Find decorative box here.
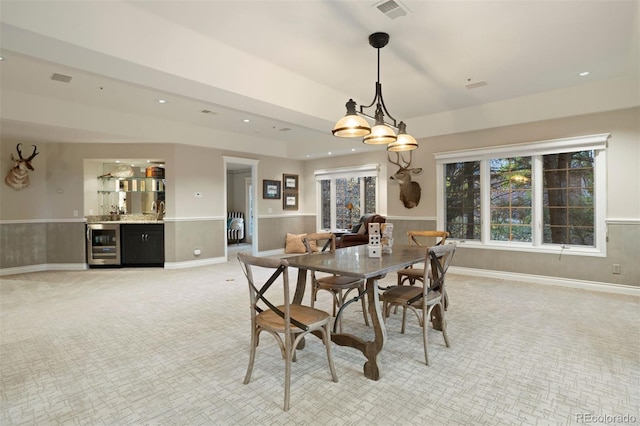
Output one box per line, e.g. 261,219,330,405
367,244,381,258
381,223,394,254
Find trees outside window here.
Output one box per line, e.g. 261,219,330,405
316,165,378,231
436,134,607,254
445,161,480,240
490,156,532,242
543,151,594,245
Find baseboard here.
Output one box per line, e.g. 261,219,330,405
164,256,227,269
3,261,635,297
259,248,287,257
449,266,640,296
0,263,87,276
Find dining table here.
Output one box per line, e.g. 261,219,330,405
285,244,428,381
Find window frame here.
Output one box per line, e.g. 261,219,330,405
314,164,380,231
435,134,609,257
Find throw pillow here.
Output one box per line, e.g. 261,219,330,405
284,233,319,254
285,233,307,254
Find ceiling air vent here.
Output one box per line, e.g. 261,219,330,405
279,128,292,132
51,73,72,83
465,81,488,89
201,109,218,115
376,0,409,19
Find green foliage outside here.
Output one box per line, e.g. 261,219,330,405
445,150,594,246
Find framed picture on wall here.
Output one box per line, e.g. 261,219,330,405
283,191,298,210
283,173,298,191
263,179,281,199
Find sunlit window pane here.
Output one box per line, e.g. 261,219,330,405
320,179,331,229
318,174,377,230
489,156,532,242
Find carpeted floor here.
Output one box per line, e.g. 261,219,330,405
1,259,638,425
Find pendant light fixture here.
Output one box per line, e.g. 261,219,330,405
387,121,418,151
332,99,371,138
332,32,418,151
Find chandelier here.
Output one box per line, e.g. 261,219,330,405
332,32,418,152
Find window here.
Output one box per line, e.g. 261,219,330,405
445,161,480,240
542,151,594,245
436,134,608,255
489,156,532,242
315,164,379,230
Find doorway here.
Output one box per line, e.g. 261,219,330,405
223,156,258,260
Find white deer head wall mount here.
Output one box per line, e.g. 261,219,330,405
5,143,39,190
388,151,422,209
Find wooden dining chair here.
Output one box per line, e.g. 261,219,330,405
302,232,369,333
237,252,338,411
381,243,456,366
396,230,448,286
394,230,450,310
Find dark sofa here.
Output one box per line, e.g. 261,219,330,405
337,214,386,248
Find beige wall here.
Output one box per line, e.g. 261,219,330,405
257,156,306,215
227,169,250,213
302,107,640,286
421,107,640,220
1,140,313,269
302,107,640,221
1,108,639,286
165,220,224,263
258,215,316,252
302,150,391,218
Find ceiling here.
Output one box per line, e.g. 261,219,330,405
0,1,638,160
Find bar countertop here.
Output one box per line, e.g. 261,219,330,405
85,215,163,224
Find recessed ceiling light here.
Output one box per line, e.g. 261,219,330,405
351,148,356,152
157,99,167,104
115,160,121,163
578,71,590,77
0,56,5,61
306,154,310,158
328,152,332,155
243,119,250,123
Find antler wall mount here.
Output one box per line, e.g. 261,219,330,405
5,143,39,190
388,151,422,209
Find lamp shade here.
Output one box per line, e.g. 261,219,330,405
363,106,397,144
332,99,371,138
387,121,418,151
332,115,371,138
363,123,397,144
387,134,418,151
